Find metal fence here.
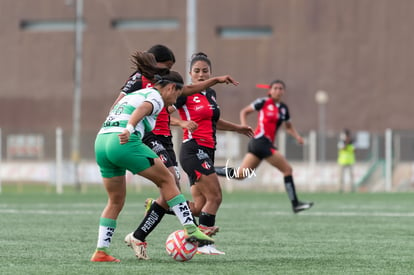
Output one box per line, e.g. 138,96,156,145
1,128,413,193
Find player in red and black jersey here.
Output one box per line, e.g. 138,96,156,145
112,45,239,191
173,53,253,255
216,80,314,213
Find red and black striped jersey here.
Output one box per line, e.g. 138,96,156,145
251,97,290,143
174,88,220,149
120,71,171,136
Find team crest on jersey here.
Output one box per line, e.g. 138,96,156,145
201,161,211,170
211,96,216,103
196,149,208,160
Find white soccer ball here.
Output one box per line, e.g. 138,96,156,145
165,229,198,262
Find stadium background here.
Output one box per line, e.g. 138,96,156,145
0,0,413,191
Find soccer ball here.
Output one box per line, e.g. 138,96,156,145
165,229,198,262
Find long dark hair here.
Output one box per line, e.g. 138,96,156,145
130,51,169,80
155,71,184,90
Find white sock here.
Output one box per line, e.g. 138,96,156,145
96,217,116,248
167,194,195,226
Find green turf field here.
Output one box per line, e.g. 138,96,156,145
1,186,413,275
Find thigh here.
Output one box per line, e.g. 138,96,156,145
265,150,291,174
239,153,262,171
95,133,126,178
195,173,222,200
138,158,175,186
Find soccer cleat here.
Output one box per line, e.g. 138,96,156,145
293,201,314,213
184,225,215,246
197,244,225,255
143,198,154,217
198,225,220,237
124,233,150,260
90,249,120,262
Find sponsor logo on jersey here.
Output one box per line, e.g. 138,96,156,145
201,161,211,170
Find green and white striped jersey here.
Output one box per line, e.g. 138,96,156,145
98,87,164,138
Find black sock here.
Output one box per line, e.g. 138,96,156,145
133,201,166,241
215,166,235,178
199,212,215,227
284,175,299,206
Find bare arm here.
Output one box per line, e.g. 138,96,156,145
240,104,255,126
284,121,304,145
170,116,198,132
110,92,126,110
118,102,153,144
217,119,254,138
182,75,239,96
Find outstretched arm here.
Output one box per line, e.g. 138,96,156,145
182,75,239,96
217,119,254,138
284,121,304,145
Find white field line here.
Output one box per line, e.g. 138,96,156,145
260,211,414,217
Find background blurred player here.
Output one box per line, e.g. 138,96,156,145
216,80,313,213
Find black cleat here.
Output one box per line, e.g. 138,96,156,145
293,201,314,213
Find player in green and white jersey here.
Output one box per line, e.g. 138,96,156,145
91,52,214,262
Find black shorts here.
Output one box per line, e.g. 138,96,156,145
179,139,215,186
143,132,178,168
247,136,277,159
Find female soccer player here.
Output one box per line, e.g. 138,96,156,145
114,45,239,191
173,52,254,255
90,53,213,262
216,80,314,213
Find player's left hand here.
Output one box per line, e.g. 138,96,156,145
118,130,131,144
297,136,304,145
183,120,198,132
238,125,254,138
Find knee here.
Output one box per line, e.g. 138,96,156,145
283,165,293,176
108,196,125,212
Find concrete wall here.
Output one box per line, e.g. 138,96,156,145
1,0,414,159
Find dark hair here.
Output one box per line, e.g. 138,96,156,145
190,52,212,71
269,80,286,89
342,128,354,143
147,44,176,63
155,70,184,90
130,51,169,80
